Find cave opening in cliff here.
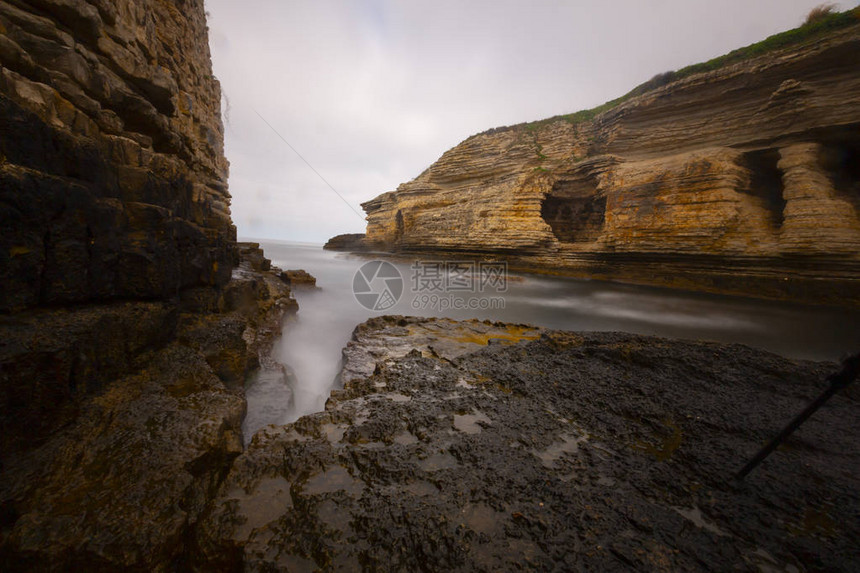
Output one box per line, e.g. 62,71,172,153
541,177,606,243
820,140,860,213
743,149,786,228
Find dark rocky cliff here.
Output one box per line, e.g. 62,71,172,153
0,0,242,449
0,1,296,568
340,14,860,306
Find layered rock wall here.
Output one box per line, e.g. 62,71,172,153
0,0,234,312
0,245,298,570
356,23,860,305
0,0,246,443
0,4,302,568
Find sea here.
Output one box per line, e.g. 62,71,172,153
241,239,860,440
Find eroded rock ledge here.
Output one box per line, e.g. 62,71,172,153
196,316,859,571
333,20,860,306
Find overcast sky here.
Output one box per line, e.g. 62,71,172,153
206,0,845,244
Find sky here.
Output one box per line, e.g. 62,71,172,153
206,0,847,244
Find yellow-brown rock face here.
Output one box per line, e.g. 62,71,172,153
359,24,860,305
0,0,234,312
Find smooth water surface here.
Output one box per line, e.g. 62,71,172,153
243,240,860,440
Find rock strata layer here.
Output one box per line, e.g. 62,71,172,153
195,316,859,571
342,22,860,306
0,0,233,313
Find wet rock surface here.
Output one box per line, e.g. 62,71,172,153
199,316,859,572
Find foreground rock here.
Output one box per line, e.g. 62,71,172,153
337,16,860,306
197,316,859,571
0,246,296,570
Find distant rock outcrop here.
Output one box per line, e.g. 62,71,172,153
343,21,860,306
278,268,317,288
323,232,367,251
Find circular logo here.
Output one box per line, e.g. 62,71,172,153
353,260,403,311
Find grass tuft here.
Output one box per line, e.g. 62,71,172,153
806,3,838,25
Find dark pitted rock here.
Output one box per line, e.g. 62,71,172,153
196,316,859,572
0,302,177,456
0,343,245,571
278,269,317,288
323,233,367,251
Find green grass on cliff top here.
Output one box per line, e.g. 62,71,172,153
480,6,859,136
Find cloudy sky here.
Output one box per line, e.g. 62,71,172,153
206,0,844,244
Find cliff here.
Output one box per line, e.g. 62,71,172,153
0,0,234,311
347,14,860,306
0,1,296,569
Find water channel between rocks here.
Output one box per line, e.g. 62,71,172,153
241,240,860,442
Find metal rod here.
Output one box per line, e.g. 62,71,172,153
736,352,860,481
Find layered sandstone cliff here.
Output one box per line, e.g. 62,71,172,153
0,0,244,451
346,18,860,306
0,2,297,569
0,0,234,312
